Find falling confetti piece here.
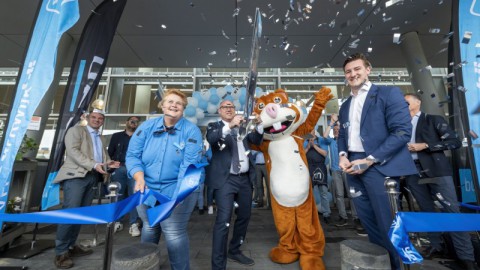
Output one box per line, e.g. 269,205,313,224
222,29,230,39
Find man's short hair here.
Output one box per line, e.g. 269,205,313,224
127,116,139,121
404,93,422,102
343,53,372,70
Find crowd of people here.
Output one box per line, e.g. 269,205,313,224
51,53,479,270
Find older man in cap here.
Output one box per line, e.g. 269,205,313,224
53,108,119,269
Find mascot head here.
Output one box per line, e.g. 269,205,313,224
254,89,306,141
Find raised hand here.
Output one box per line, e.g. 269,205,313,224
315,87,334,107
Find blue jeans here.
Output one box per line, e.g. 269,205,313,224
313,185,331,217
55,174,97,255
196,182,205,210
137,192,198,270
111,166,138,225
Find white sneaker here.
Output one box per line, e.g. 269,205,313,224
208,205,214,215
129,223,140,237
113,222,123,233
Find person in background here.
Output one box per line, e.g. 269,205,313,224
126,89,203,270
206,100,263,269
304,129,330,224
53,109,120,269
322,115,366,235
196,142,211,215
338,53,416,270
252,150,270,208
108,116,141,237
404,93,478,270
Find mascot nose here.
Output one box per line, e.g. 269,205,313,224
265,103,278,118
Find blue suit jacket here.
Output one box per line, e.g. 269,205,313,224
338,84,416,177
205,120,263,189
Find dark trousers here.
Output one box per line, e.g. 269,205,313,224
405,162,474,261
211,173,252,270
254,164,270,206
55,174,97,255
347,152,399,270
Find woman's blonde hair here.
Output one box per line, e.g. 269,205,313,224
158,88,188,109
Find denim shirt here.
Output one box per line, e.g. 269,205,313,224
126,116,203,201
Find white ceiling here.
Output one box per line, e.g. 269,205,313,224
0,0,452,69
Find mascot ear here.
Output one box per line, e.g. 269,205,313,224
274,88,289,103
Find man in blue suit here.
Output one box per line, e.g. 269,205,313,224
337,53,417,269
206,100,263,270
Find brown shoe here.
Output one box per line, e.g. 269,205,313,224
54,253,73,269
68,245,93,258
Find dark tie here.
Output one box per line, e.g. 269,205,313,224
231,128,241,173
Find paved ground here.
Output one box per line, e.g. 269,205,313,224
0,206,459,270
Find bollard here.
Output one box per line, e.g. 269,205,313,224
384,177,408,270
340,239,390,270
111,243,160,270
103,181,122,270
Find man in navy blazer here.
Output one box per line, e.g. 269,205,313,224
404,93,478,270
337,53,416,269
206,100,263,270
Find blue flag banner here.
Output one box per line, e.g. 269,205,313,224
0,164,204,226
389,212,480,264
458,1,480,189
0,0,79,227
41,0,128,210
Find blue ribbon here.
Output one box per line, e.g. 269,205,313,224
147,163,206,225
0,164,204,226
389,212,480,264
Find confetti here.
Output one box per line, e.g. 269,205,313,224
469,130,479,139
462,31,472,44
232,8,240,17
429,28,441,33
208,51,217,56
393,33,401,43
161,24,167,29
222,29,230,39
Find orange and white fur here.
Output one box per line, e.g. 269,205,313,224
251,87,333,270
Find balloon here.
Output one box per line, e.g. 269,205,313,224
223,95,234,102
217,87,227,98
192,91,202,100
199,89,211,101
184,105,196,117
187,96,198,107
224,84,234,94
195,108,205,119
239,93,246,105
186,116,197,125
255,87,264,97
233,100,241,110
198,98,208,111
209,93,220,105
207,103,218,114
231,87,243,99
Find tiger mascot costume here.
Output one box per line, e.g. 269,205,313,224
251,87,333,269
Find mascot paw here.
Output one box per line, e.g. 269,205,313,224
315,87,334,107
269,247,299,264
299,255,325,270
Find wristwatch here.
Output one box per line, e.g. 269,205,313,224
366,155,378,164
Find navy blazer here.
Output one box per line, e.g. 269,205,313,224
414,112,461,177
205,120,263,189
338,84,417,177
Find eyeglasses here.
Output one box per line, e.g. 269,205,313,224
220,106,235,110
129,120,139,124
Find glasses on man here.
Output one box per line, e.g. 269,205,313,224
220,105,235,110
129,120,139,125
